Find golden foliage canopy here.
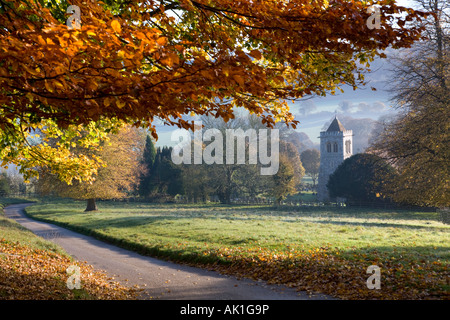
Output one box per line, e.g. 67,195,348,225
0,0,429,133
0,0,429,182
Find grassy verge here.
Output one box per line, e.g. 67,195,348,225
0,197,137,300
25,198,449,300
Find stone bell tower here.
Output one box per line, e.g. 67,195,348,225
317,116,353,202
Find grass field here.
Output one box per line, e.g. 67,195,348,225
0,198,65,254
25,198,449,300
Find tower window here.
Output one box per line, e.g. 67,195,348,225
345,140,351,154
333,142,338,152
327,142,331,153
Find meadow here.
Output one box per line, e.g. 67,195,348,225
25,198,449,300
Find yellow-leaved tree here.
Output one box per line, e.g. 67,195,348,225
36,125,145,211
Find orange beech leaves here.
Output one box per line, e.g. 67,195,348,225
0,239,138,299
203,246,448,300
0,0,429,137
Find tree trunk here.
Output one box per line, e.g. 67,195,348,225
275,197,283,206
219,189,232,204
85,198,98,212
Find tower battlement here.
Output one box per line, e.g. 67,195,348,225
319,130,353,137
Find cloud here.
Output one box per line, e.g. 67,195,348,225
337,100,387,113
337,100,358,113
357,101,387,112
297,100,318,116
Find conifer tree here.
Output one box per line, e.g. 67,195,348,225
138,135,157,197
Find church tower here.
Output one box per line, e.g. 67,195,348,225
317,116,353,202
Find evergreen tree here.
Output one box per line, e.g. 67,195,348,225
0,172,11,196
145,146,183,200
139,135,157,197
143,135,157,169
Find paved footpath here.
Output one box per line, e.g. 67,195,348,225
4,203,333,300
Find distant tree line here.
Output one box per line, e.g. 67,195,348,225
0,170,30,196
137,115,310,205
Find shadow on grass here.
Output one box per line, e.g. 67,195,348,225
306,219,448,231
29,206,445,236
0,216,32,231
43,213,447,236
109,201,442,221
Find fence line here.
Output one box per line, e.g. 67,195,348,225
227,199,437,212
2,192,442,215
0,193,40,199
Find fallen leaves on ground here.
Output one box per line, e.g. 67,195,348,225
1,237,447,300
0,239,138,300
201,246,449,300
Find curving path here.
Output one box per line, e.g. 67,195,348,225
4,203,333,300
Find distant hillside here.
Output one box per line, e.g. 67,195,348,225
284,131,319,154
